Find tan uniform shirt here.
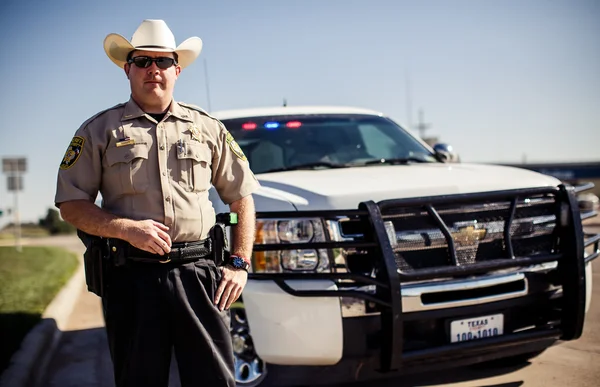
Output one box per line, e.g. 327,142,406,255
55,98,259,242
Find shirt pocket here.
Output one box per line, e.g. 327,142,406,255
177,141,212,192
105,144,150,194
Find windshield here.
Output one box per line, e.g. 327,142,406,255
221,114,438,174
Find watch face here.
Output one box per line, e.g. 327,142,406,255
232,256,247,269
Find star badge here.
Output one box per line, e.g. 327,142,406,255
189,125,202,142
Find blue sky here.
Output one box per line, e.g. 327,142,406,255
0,0,598,225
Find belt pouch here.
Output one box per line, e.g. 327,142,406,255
210,224,230,266
83,243,104,297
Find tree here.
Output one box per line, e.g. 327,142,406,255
39,208,75,235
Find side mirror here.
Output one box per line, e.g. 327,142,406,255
433,143,460,163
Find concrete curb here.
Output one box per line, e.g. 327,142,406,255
0,259,85,387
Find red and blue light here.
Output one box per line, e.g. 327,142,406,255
241,121,303,130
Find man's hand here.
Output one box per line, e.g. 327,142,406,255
59,201,172,255
214,266,248,311
125,219,172,255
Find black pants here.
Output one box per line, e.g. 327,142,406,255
102,258,235,387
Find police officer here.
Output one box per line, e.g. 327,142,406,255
55,19,259,387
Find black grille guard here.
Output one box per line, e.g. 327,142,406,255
247,183,599,372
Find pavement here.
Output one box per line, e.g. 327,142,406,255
0,235,181,387
1,217,599,387
0,235,89,387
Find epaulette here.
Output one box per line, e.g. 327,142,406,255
177,101,219,121
80,102,127,129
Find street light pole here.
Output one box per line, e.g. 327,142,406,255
2,157,26,253
13,169,21,252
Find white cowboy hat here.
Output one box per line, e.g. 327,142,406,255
103,19,203,69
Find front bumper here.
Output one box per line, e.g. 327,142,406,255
257,285,566,385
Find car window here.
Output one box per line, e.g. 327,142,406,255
357,123,397,160
221,114,437,174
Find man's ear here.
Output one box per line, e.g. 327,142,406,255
175,65,181,77
123,63,130,79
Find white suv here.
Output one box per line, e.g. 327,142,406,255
209,106,598,386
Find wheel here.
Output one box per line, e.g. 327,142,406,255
230,303,270,386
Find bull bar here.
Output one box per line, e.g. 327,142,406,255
247,183,599,372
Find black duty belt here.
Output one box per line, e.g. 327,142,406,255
123,238,212,264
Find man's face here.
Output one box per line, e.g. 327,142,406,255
124,50,181,110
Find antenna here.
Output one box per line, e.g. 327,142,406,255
283,98,287,107
405,71,412,129
203,58,212,112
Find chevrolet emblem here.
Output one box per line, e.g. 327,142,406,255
452,225,487,245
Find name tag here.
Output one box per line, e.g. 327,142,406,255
116,138,135,147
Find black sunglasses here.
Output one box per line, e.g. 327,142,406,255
127,56,178,69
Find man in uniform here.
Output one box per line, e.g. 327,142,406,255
55,19,259,387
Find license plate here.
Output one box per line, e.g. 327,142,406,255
450,314,504,343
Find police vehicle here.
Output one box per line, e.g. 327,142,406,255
209,106,599,386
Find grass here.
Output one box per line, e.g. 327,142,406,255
0,225,51,240
0,246,78,374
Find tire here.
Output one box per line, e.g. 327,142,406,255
230,303,273,387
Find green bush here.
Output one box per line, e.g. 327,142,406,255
38,208,75,235
0,246,78,373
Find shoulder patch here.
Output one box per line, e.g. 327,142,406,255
226,132,247,161
60,136,85,170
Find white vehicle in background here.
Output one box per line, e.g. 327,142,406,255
209,106,599,386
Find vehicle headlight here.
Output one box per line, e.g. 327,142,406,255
278,219,314,243
253,218,330,273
